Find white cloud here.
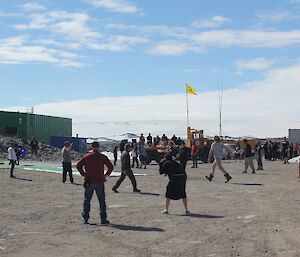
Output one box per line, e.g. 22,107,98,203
192,16,232,28
21,2,46,12
0,36,84,67
86,0,139,13
4,63,300,138
235,58,275,73
256,10,299,22
192,29,300,48
149,41,203,56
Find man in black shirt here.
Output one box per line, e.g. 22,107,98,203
112,143,141,193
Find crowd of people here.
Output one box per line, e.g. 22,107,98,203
5,133,300,225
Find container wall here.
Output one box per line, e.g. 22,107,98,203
50,136,86,154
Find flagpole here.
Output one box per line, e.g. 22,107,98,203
218,83,223,137
186,89,190,128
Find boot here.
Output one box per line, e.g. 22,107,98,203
224,173,232,183
205,174,214,182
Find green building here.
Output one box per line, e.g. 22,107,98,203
0,111,72,144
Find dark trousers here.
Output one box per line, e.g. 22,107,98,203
132,157,139,167
82,183,107,222
192,155,198,167
9,160,16,177
62,162,73,183
257,156,263,169
112,169,137,191
180,161,187,171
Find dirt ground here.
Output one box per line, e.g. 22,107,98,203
0,159,299,257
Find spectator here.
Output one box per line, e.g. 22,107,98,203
8,142,17,178
62,141,74,183
76,141,113,225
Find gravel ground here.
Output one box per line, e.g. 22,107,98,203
0,159,299,257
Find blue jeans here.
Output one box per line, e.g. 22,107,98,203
82,183,107,222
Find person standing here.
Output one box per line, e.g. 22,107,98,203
138,142,147,169
8,142,17,178
76,141,114,225
205,135,232,183
243,139,256,174
112,143,141,193
30,137,38,159
113,146,118,166
131,142,139,168
191,142,198,168
159,154,190,215
177,141,189,171
282,137,290,164
147,133,153,147
255,141,263,170
62,141,74,183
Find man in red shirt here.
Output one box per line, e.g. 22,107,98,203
77,141,114,225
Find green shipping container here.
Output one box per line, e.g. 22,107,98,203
0,111,72,144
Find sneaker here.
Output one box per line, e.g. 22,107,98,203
83,220,89,224
133,189,141,193
161,210,169,214
185,210,191,215
10,175,16,178
101,220,110,225
252,171,256,174
242,171,247,174
112,188,119,193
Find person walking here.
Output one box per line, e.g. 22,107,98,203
243,139,256,174
159,154,190,215
76,141,114,225
205,135,232,183
255,141,263,170
62,141,74,183
113,146,118,166
8,142,17,178
112,143,141,193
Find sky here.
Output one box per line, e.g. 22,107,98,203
1,0,300,138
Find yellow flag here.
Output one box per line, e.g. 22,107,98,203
186,83,197,95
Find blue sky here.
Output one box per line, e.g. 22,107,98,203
1,0,300,107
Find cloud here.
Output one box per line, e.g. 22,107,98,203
0,36,84,67
256,10,299,22
85,0,139,13
192,16,232,28
21,2,46,12
149,41,204,56
235,58,275,73
4,63,300,138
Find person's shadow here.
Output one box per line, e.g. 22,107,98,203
88,223,164,232
231,183,264,186
138,192,160,196
12,176,32,182
110,223,164,232
172,213,224,219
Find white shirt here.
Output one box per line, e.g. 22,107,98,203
209,141,227,159
8,147,17,161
